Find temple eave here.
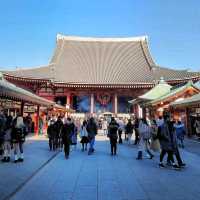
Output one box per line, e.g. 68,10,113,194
3,73,200,89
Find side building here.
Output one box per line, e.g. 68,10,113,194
2,34,200,115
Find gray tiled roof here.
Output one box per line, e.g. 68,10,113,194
3,65,53,79
2,34,200,84
50,35,155,84
152,66,200,81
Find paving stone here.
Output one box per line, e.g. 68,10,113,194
1,136,200,200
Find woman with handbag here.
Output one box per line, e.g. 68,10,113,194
137,118,154,160
12,115,26,163
80,120,89,151
108,117,119,156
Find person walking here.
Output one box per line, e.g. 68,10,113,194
39,116,44,135
167,120,186,168
47,119,56,151
86,117,97,155
61,117,75,159
157,114,181,169
137,118,154,160
2,115,13,162
80,120,89,151
117,118,124,144
102,119,108,136
174,120,186,148
134,117,140,145
125,119,134,145
108,117,119,155
54,116,63,150
25,114,32,134
12,115,26,163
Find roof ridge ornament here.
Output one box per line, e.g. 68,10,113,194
56,33,147,42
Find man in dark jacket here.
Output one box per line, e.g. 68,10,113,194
158,114,181,169
108,117,119,155
54,116,63,150
86,117,97,155
47,119,56,151
61,117,75,159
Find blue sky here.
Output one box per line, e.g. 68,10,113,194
0,0,200,71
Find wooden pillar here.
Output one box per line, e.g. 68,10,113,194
20,101,24,116
90,94,94,114
35,105,40,136
66,93,71,106
114,94,118,114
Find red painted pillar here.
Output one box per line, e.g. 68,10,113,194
67,93,71,107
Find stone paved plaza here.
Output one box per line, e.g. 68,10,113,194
1,135,200,200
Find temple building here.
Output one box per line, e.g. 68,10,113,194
2,34,200,115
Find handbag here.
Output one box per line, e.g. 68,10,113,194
150,139,160,152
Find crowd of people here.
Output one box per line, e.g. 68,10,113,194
135,114,186,169
47,116,98,158
45,112,186,170
0,110,30,163
0,108,188,170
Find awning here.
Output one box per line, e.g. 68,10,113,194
0,73,54,107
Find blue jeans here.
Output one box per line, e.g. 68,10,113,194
89,137,95,151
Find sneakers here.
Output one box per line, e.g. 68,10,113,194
159,163,165,168
172,164,181,170
179,163,186,168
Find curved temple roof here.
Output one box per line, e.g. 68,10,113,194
2,34,200,85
